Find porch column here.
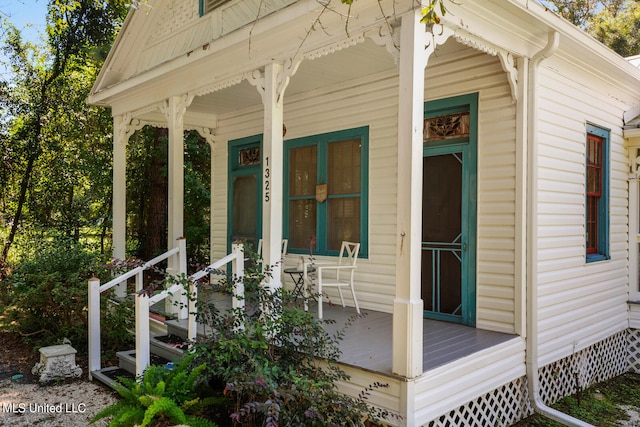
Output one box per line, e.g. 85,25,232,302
261,62,285,292
163,95,193,317
515,56,529,337
112,115,128,298
629,143,640,302
393,10,427,379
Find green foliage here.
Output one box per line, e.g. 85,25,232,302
0,238,132,355
513,372,640,426
91,354,219,427
188,248,391,426
589,0,640,57
420,0,451,24
539,0,640,57
0,1,128,266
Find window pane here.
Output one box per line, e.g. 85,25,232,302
586,195,598,254
289,145,317,197
328,139,360,194
289,199,317,250
587,135,602,196
328,197,360,250
232,175,257,237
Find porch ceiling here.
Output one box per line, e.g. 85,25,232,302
187,38,398,118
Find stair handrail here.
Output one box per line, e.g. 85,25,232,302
89,242,246,380
87,239,188,380
134,242,245,377
98,246,181,293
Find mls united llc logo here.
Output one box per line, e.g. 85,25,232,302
2,402,87,414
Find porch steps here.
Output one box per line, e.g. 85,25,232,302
90,314,191,390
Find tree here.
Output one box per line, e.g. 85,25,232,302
589,0,640,57
539,0,640,57
0,0,127,268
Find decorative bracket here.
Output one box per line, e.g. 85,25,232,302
115,113,147,146
247,68,265,103
424,24,454,69
160,93,195,123
189,126,216,148
248,58,303,107
368,24,400,66
630,147,640,181
277,58,302,104
454,30,519,103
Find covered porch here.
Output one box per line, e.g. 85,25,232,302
161,287,525,425
87,1,533,423
172,289,518,375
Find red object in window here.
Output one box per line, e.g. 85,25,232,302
586,134,603,254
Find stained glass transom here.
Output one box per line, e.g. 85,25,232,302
424,112,470,143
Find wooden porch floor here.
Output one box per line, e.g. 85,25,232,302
173,292,516,376
312,303,516,375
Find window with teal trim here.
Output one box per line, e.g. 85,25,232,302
585,123,610,262
284,127,369,257
199,0,232,16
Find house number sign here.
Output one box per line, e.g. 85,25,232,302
264,156,270,202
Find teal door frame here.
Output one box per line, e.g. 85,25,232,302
422,93,478,326
227,135,263,254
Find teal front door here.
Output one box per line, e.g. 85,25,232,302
421,94,477,326
228,138,262,253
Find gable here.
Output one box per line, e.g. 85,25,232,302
93,0,297,93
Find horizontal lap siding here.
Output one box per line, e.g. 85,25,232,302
212,43,519,325
213,63,400,313
536,61,629,367
427,46,518,334
414,337,526,423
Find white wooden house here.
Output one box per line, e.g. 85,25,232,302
88,0,640,425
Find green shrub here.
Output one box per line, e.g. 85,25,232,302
0,238,133,355
188,249,388,426
91,354,220,427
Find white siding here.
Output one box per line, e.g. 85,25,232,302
414,337,525,424
208,42,520,325
535,58,630,366
426,45,518,333
212,63,400,313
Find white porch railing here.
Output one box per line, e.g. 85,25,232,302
88,241,245,379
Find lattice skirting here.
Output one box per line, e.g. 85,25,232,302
630,328,640,373
426,377,532,427
537,330,628,404
426,329,639,427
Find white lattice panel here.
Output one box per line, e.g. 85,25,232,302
538,331,628,404
629,329,640,373
424,330,638,426
426,377,532,427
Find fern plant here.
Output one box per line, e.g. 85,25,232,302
90,354,220,427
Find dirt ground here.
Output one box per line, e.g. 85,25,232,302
0,332,117,426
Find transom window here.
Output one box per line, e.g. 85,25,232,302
284,127,369,257
585,123,610,262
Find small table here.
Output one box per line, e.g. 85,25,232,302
284,266,315,303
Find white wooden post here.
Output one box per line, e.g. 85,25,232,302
88,278,101,379
135,270,143,293
629,147,640,302
176,237,188,319
135,293,151,377
164,95,192,317
261,63,285,293
112,115,128,298
232,243,245,313
188,278,198,342
393,10,427,380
